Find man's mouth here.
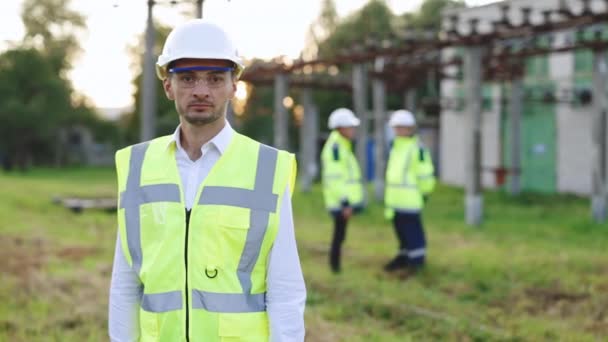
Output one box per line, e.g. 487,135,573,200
188,103,212,110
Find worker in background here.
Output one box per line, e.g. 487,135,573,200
321,108,364,273
383,110,435,272
109,19,306,341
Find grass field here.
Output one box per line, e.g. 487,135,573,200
1,168,607,341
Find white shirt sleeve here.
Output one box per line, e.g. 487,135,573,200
267,185,307,342
108,234,142,342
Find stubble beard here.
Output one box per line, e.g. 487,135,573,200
183,111,221,126
180,102,227,126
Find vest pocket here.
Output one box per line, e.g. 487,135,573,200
217,208,253,268
139,309,159,341
219,312,269,340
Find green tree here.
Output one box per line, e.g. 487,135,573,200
305,0,397,144
0,48,72,169
21,0,86,72
317,0,396,59
319,0,338,34
402,0,465,30
303,0,339,59
0,0,114,170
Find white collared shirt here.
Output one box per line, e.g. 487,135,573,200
109,122,306,341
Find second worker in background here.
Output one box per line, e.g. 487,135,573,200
321,108,364,274
384,110,436,272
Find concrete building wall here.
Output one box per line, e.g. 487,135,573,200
556,105,593,194
438,98,502,188
548,47,594,195
440,110,466,186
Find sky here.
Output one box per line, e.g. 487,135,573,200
1,0,496,111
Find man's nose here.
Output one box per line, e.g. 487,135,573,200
191,79,211,95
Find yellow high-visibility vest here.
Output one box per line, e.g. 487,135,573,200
384,136,435,219
115,132,296,341
321,130,364,211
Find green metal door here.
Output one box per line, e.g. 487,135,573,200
520,94,556,193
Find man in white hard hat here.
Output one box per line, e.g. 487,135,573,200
320,108,364,273
383,110,435,272
109,19,306,341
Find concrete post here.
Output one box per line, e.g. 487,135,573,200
140,0,156,142
592,49,607,223
195,0,204,18
299,88,318,192
352,63,369,201
273,73,289,149
405,88,416,112
464,46,483,226
372,57,387,201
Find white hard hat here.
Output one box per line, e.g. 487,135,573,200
389,109,416,127
328,108,360,129
156,19,244,80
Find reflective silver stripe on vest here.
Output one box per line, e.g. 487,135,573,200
196,144,278,312
120,142,181,274
191,290,265,313
418,174,433,180
141,291,183,312
386,183,417,189
393,207,421,214
197,187,277,212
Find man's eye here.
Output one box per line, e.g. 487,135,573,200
208,75,224,84
180,75,195,83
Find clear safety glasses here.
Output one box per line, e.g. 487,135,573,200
168,66,233,89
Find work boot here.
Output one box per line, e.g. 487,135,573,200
383,255,409,272
330,262,341,274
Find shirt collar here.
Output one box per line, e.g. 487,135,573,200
167,120,234,155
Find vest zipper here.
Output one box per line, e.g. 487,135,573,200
185,209,191,342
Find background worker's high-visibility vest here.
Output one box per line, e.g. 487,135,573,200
384,135,435,219
321,130,364,211
115,133,296,341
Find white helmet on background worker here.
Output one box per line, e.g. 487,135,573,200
328,108,360,129
389,109,416,127
156,19,244,80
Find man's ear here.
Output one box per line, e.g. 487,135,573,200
163,78,175,100
229,77,237,99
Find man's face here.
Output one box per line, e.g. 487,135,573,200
163,58,237,126
338,126,357,140
394,126,415,137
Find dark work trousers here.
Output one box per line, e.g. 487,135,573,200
329,211,348,272
393,212,427,266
